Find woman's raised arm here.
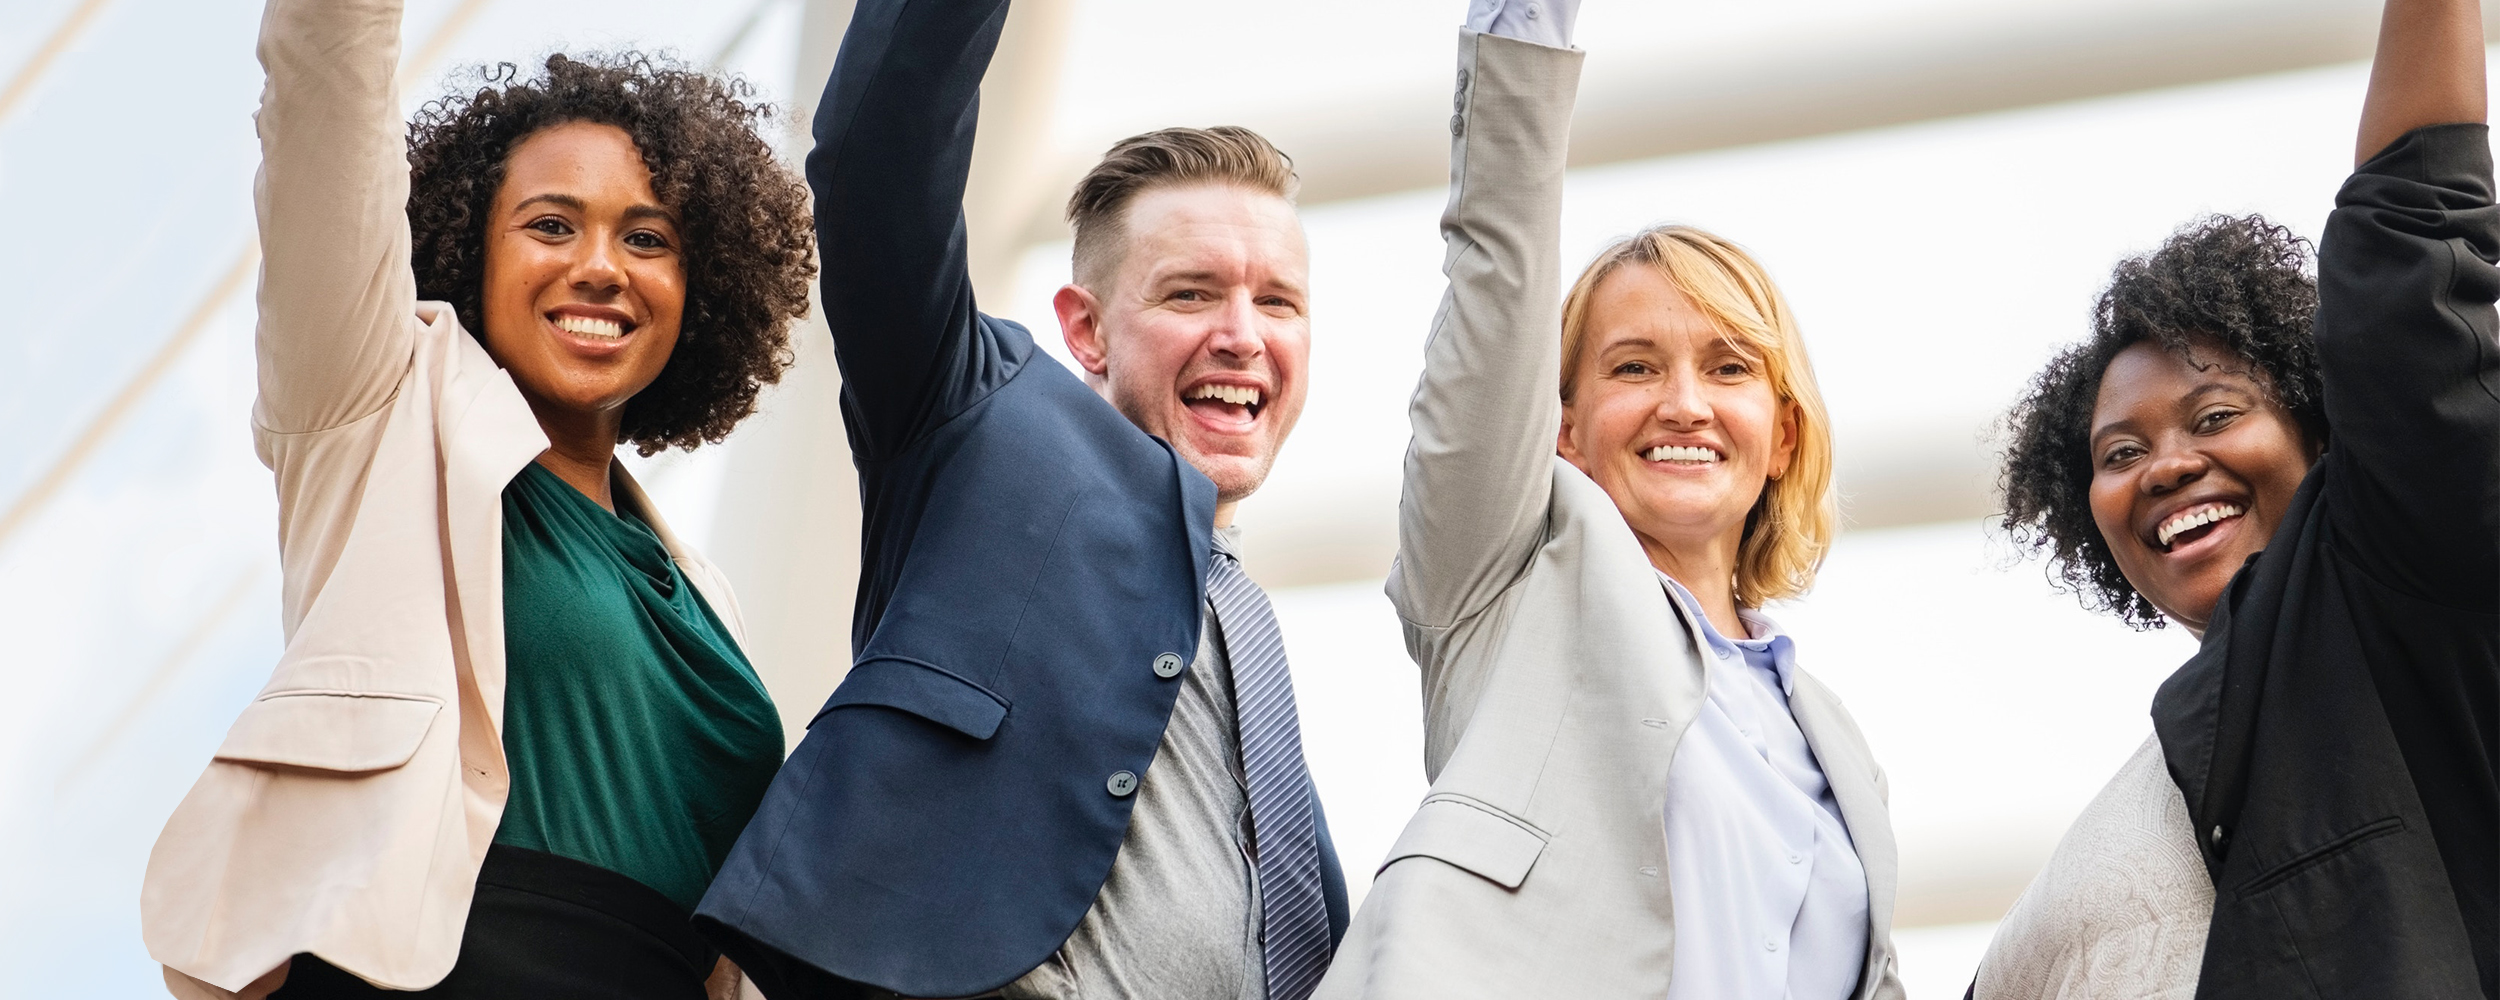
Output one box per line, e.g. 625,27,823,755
2356,0,2487,165
249,0,419,436
2314,0,2499,605
1390,18,1584,632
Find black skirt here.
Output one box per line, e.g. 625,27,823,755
273,845,716,1000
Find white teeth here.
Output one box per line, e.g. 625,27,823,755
1643,445,1721,464
2157,504,2244,548
1187,384,1262,407
554,314,625,340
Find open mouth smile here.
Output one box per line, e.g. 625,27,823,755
1642,444,1723,465
554,314,628,340
2154,501,2245,553
544,305,640,355
1182,382,1265,429
550,312,635,340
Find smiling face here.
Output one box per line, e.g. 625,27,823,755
2087,338,2318,632
1056,182,1311,507
479,121,686,435
1559,264,1798,567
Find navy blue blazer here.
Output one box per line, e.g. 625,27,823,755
692,0,1347,995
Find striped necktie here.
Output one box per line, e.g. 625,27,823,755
1206,547,1332,1000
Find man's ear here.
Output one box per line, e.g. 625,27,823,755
1055,284,1111,377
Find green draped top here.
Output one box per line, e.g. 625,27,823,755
492,461,783,912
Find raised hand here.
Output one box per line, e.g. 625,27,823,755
2357,0,2486,164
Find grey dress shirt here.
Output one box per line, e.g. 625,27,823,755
1003,526,1266,1000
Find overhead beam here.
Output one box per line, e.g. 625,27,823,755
1003,0,2479,253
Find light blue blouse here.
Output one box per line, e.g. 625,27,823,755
1658,573,1871,1000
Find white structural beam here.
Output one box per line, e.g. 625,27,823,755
1011,0,2474,249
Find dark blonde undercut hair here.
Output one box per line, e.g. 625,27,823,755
1065,126,1297,290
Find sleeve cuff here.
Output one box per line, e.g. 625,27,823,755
2355,122,2494,191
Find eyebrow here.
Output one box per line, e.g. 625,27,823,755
1151,269,1224,285
512,193,678,226
513,193,584,214
1148,269,1307,297
2089,381,2251,442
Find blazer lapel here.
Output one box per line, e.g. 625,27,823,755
1785,680,1898,993
434,320,547,738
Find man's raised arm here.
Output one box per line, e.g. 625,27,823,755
807,0,1013,461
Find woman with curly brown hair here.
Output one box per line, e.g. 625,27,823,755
139,1,814,998
1975,1,2495,997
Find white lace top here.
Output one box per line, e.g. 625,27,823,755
1975,735,2214,999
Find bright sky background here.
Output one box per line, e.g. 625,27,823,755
0,0,2443,995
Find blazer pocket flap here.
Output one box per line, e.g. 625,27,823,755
1382,796,1550,889
214,691,443,772
816,656,1009,740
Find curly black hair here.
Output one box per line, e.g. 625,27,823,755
406,52,815,455
1999,214,2328,628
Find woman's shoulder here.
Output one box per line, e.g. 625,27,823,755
1976,735,2212,999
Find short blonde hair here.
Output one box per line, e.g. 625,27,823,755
1065,126,1297,290
1559,224,1836,607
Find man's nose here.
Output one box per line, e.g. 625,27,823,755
1206,291,1266,358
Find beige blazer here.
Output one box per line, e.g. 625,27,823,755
1313,31,1904,1000
139,1,748,995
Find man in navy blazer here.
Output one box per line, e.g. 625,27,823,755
694,0,1347,996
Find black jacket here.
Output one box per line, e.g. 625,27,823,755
2153,123,2499,1000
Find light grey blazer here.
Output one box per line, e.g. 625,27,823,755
1314,30,1905,1000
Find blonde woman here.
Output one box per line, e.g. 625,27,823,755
1316,3,1902,998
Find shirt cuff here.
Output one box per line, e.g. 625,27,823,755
1467,0,1576,49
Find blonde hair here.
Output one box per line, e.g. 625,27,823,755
1065,126,1297,290
1559,224,1836,607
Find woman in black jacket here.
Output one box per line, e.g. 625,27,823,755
1983,0,2497,996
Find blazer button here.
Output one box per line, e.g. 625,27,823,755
1450,113,1466,137
1107,770,1139,797
1153,652,1185,679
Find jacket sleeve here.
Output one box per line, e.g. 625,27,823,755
806,0,1014,462
1387,30,1584,631
2313,122,2500,608
248,0,419,437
